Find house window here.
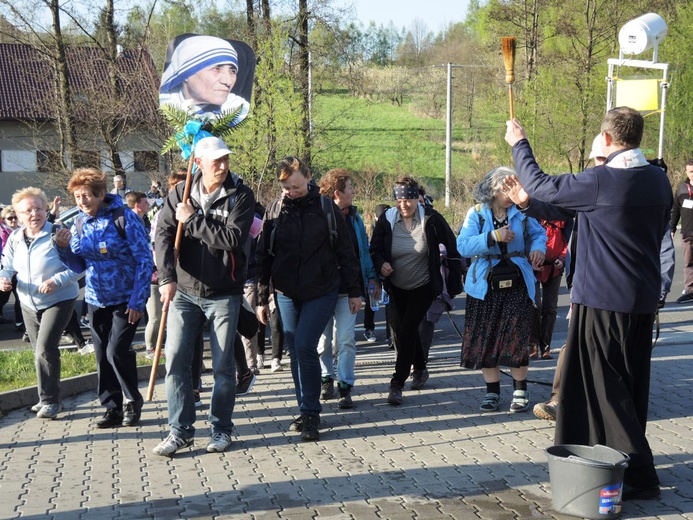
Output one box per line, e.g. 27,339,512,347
134,151,159,172
72,150,100,169
37,150,63,173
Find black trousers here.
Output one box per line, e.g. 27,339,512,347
555,304,659,488
89,303,142,410
389,282,434,386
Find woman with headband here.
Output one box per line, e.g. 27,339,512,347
370,176,462,405
159,35,250,121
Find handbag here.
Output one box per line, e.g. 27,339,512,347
489,260,521,290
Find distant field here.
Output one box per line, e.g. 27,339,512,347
312,92,502,186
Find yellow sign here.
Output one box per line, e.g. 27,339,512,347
615,78,660,112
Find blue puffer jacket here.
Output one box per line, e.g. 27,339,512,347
67,194,153,312
457,203,546,301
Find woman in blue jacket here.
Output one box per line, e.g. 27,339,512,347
457,166,546,414
56,168,153,429
317,168,379,409
0,188,82,420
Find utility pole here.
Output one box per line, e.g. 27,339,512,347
433,63,491,208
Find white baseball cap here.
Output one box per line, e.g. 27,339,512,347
588,134,605,160
195,137,232,160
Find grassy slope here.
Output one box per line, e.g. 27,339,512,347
312,92,496,182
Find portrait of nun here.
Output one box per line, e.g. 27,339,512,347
159,34,255,125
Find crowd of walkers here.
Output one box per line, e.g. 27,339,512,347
0,108,670,501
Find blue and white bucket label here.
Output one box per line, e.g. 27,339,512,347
599,483,623,515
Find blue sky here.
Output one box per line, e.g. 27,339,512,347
347,0,472,32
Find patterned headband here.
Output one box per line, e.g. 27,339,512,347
393,185,419,200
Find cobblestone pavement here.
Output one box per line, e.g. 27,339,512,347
1,316,692,520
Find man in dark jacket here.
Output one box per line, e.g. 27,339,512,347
670,159,693,303
153,136,255,456
506,106,671,501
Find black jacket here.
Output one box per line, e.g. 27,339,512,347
155,172,255,298
256,184,361,304
671,180,693,236
369,205,463,298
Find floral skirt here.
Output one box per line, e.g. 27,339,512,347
461,285,533,369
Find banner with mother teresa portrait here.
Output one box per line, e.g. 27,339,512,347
159,34,255,126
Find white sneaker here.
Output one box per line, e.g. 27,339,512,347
206,432,232,453
256,354,264,368
153,434,193,456
37,402,63,419
79,342,95,355
271,358,283,372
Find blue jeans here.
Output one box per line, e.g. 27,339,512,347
318,295,357,386
164,290,242,439
277,289,338,416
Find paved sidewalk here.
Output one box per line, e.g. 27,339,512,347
1,316,692,520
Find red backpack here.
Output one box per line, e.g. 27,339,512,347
536,220,568,283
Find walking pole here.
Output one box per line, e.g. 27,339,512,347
502,36,517,119
146,152,196,401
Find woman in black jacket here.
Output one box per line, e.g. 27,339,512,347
256,156,362,442
370,176,462,405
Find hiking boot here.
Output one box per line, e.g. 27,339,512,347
321,377,335,400
289,416,304,432
387,380,403,406
206,432,232,453
338,382,353,409
509,390,530,413
410,369,429,390
479,392,500,413
122,401,142,427
533,400,557,421
300,414,320,441
153,434,193,457
37,402,63,420
271,358,283,372
96,409,123,428
236,370,256,396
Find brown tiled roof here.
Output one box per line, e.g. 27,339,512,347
0,43,160,122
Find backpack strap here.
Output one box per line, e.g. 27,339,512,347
75,207,126,240
320,195,338,249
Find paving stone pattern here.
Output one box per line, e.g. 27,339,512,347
1,328,692,520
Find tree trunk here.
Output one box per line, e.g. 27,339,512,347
48,0,76,172
104,0,125,175
298,0,311,164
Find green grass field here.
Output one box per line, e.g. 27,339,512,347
312,92,501,184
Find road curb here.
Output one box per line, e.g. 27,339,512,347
0,364,166,414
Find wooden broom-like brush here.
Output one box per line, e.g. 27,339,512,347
502,36,517,119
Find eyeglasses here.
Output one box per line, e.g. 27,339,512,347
7,216,17,221
18,208,45,215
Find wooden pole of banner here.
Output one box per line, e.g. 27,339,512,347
146,152,196,401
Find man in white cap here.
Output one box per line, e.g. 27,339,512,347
153,136,255,456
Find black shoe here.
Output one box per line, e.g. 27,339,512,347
300,414,320,441
320,377,335,400
122,401,142,427
622,484,661,501
676,293,693,304
387,380,403,405
96,409,123,429
236,370,256,396
410,369,429,390
338,382,353,409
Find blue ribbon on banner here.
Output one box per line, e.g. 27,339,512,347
175,121,214,161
